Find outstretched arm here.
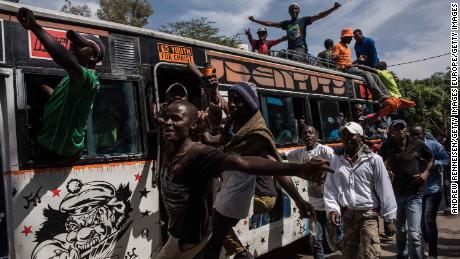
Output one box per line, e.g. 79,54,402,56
17,8,82,81
275,175,316,218
310,2,341,23
245,28,255,47
222,155,333,183
248,16,282,28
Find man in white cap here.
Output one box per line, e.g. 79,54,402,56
244,27,287,55
248,2,341,61
324,122,397,259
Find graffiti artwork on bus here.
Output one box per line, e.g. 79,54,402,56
31,179,132,259
207,51,349,96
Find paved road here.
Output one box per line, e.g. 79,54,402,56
258,212,460,259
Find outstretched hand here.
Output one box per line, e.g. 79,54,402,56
248,16,255,22
17,7,39,31
244,28,251,35
297,156,333,183
334,2,342,9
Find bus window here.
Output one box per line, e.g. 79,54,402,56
338,100,351,125
156,66,203,110
309,98,341,141
85,81,142,156
24,75,142,162
260,95,299,145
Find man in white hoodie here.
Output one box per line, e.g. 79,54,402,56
324,122,397,259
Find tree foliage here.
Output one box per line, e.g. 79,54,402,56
61,0,92,17
396,68,451,137
158,17,242,48
97,0,153,28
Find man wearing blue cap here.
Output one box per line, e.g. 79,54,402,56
17,8,105,163
379,119,433,259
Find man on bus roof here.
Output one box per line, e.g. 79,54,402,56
17,8,105,164
244,27,287,55
353,29,380,68
248,2,341,61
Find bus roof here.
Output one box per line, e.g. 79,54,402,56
0,0,362,80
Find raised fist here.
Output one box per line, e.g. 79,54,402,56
17,7,39,31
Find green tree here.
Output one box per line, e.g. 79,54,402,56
61,0,92,17
97,0,153,28
396,68,451,136
158,17,242,48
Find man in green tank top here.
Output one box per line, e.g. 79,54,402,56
17,8,105,163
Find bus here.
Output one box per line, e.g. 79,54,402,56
0,1,378,258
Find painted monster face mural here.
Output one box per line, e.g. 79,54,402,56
32,179,132,259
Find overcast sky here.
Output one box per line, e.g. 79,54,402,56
20,0,451,80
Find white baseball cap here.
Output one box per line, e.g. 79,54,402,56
339,122,364,136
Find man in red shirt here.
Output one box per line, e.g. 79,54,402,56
245,27,287,55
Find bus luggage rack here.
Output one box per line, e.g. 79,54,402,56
270,49,338,70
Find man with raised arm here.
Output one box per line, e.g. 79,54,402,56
248,2,341,61
155,100,332,259
245,27,287,55
17,8,105,163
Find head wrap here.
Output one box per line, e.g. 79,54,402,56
229,81,259,112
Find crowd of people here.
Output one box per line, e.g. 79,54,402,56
16,4,452,259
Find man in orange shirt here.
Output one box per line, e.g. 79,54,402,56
333,28,390,102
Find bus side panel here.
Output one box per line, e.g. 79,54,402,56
206,50,353,98
8,161,160,259
8,20,112,74
228,176,310,257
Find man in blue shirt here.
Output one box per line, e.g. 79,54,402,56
410,126,449,259
353,29,380,67
249,2,341,62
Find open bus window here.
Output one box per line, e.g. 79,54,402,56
155,66,203,111
24,75,142,162
260,95,299,146
85,81,142,156
309,98,341,141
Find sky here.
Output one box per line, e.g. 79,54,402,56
19,0,451,80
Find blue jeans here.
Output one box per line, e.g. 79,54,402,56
422,191,442,256
395,194,423,259
313,211,326,259
308,211,343,259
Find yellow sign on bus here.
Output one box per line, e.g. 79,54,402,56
158,43,194,63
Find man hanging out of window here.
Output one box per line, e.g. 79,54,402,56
17,8,105,164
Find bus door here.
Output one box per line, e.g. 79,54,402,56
0,68,16,259
151,62,203,243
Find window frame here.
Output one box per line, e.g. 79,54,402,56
17,67,148,169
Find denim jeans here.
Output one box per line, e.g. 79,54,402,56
395,194,423,259
313,211,326,259
422,191,442,256
443,164,451,208
308,211,343,259
346,66,390,100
